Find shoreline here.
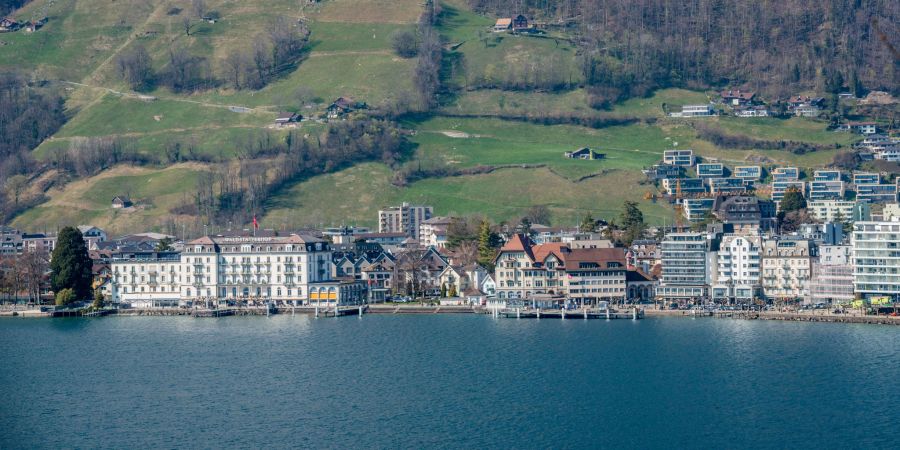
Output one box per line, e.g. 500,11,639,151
2,304,899,325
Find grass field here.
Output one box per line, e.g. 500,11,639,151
11,164,209,234
264,162,673,228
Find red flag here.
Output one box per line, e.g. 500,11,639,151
252,216,259,230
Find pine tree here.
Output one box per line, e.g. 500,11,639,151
579,212,596,233
779,189,806,213
50,226,93,301
477,220,496,270
620,201,646,246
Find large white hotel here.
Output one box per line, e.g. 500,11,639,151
109,233,366,307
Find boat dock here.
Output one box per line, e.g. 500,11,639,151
494,308,643,320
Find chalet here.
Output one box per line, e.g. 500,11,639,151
842,122,878,135
327,96,364,119
111,195,132,209
512,15,529,31
0,17,19,32
720,89,755,106
564,147,604,160
23,17,46,32
493,18,512,32
274,112,301,126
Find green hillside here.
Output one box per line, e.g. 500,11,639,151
1,0,870,234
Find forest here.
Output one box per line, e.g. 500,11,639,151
468,0,899,103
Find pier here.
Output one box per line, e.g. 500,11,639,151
494,307,643,320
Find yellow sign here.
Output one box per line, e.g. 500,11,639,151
870,296,891,306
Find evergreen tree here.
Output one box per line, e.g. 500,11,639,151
476,220,494,267
779,189,806,213
579,212,596,233
50,226,93,301
155,237,174,252
620,201,646,246
448,284,457,298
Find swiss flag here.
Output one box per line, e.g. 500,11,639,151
252,216,259,230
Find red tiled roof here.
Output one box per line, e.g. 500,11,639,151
499,234,534,260
532,243,568,264
563,247,626,269
720,89,755,100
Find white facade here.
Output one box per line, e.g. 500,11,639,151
378,203,433,239
852,219,900,298
808,200,857,222
110,251,183,307
711,236,761,301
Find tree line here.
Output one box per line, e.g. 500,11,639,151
188,119,406,226
115,15,310,93
466,0,900,101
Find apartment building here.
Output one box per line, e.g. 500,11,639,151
733,166,762,182
663,149,696,166
761,239,816,300
378,203,433,239
418,216,453,248
696,163,724,178
808,245,854,305
657,233,709,302
852,219,900,298
807,200,870,222
711,235,762,303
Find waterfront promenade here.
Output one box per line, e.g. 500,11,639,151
2,303,899,324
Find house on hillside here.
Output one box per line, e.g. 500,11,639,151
493,17,512,32
512,15,530,31
720,89,755,106
274,112,301,126
670,104,714,117
327,97,365,120
23,17,47,32
0,17,19,32
841,121,878,135
564,147,604,160
786,95,825,117
735,106,769,117
111,196,133,209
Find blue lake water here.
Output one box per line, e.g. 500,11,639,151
1,315,898,449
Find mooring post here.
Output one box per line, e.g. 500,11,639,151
633,307,637,320
537,309,540,319
606,308,610,320
584,308,588,319
315,306,319,318
516,308,520,319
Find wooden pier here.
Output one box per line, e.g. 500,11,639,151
495,308,643,320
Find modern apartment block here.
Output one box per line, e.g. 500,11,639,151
711,235,762,303
657,233,709,301
733,166,762,182
771,181,806,204
707,177,748,194
808,180,845,201
852,172,879,186
378,203,434,239
807,200,870,222
772,167,800,182
662,178,706,195
675,105,714,117
856,184,898,203
682,198,715,222
663,149,696,167
808,244,854,305
761,239,816,300
696,163,724,178
852,219,900,298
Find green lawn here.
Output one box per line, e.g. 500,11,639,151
712,116,856,145
308,22,414,52
439,89,594,117
611,89,712,118
264,162,673,228
55,94,271,138
407,117,676,179
12,165,207,234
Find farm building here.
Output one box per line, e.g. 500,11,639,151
564,148,604,160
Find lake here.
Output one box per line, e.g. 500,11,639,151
1,315,898,449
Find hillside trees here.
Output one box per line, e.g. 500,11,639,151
114,44,154,91
413,23,442,109
466,0,900,98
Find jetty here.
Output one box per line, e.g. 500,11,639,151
494,307,643,320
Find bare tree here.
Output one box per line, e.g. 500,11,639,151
20,249,48,303
191,0,207,19
4,175,27,207
223,49,248,89
181,16,192,36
